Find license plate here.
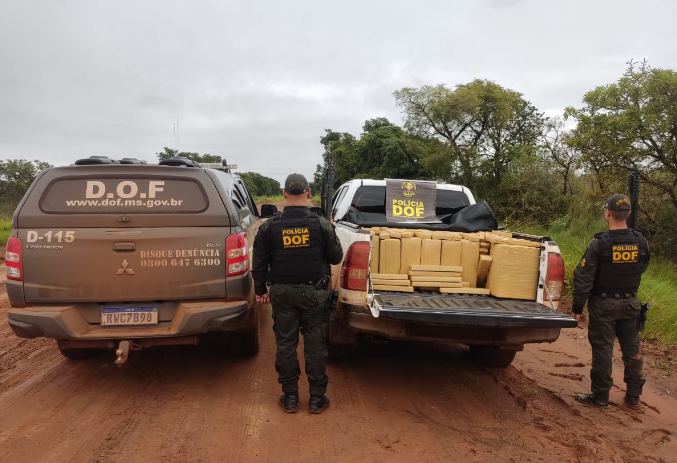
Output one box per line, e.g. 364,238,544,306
101,307,159,326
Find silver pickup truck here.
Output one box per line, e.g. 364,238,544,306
325,179,577,367
5,156,260,365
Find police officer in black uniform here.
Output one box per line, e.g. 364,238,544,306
573,194,650,409
252,173,343,414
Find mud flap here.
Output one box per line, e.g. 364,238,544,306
366,274,381,318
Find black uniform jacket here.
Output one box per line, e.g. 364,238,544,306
572,228,650,314
252,206,344,296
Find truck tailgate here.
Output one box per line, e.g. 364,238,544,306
373,292,577,328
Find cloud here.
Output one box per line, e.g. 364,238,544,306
1,0,676,185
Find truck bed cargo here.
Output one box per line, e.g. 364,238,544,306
320,178,575,367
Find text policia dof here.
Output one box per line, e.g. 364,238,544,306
391,199,425,219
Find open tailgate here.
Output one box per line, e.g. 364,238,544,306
372,292,578,328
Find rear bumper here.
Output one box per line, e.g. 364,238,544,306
8,299,251,340
339,292,577,346
342,311,565,346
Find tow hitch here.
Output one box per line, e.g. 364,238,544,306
115,340,131,366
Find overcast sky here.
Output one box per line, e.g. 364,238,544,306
1,0,675,185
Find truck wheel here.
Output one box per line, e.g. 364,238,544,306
326,318,358,361
230,326,260,356
327,342,354,361
469,345,517,368
57,341,97,360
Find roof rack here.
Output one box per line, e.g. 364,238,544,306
74,156,121,165
119,158,147,164
200,159,238,172
158,157,202,167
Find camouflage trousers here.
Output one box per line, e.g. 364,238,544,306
587,295,646,398
269,283,330,395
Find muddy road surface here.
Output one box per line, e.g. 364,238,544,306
0,262,676,463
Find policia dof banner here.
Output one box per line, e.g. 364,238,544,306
385,179,441,223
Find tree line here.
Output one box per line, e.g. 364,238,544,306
0,150,282,220
155,148,281,196
311,60,677,260
2,61,675,258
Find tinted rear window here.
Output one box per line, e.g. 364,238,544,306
40,176,209,214
350,186,470,215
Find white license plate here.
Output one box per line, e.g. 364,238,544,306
101,307,159,326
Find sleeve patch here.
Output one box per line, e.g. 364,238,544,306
580,257,586,267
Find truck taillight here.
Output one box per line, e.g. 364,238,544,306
6,236,22,281
226,232,249,277
340,241,370,291
544,252,564,302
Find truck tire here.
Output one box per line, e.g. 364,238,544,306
57,341,97,360
230,304,260,356
326,318,358,361
327,342,354,361
469,345,517,368
230,326,260,356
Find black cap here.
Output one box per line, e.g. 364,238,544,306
284,173,309,195
603,194,631,212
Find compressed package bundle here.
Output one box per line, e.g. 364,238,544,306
400,237,422,274
486,244,540,299
461,239,480,287
476,255,493,288
379,238,401,274
420,239,442,266
370,233,380,274
441,240,462,266
439,287,490,295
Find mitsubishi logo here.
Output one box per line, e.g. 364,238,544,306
117,260,135,275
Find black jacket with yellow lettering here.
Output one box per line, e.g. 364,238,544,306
252,206,344,296
571,228,650,314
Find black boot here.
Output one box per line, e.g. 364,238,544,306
308,394,330,414
624,394,641,410
575,392,608,408
279,393,299,413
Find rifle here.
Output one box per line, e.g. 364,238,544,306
637,302,650,332
628,172,639,230
628,173,650,333
321,153,335,221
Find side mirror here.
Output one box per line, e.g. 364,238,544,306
260,204,278,218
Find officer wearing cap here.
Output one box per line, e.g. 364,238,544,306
252,173,343,414
573,194,650,410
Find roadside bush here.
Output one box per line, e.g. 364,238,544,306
482,154,568,227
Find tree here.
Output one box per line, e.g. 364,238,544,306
394,80,544,194
0,159,52,215
238,172,281,197
565,60,677,207
311,119,432,193
156,147,223,163
540,117,582,195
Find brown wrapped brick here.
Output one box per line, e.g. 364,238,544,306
486,244,540,299
461,239,480,287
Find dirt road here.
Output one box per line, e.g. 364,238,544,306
0,261,675,463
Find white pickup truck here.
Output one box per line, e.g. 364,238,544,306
325,179,577,367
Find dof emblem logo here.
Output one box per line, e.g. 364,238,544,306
616,197,631,208
401,181,416,198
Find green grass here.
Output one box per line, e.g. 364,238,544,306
253,194,285,204
515,222,677,345
0,218,11,246
254,195,321,207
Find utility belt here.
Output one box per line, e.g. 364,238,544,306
592,292,637,299
274,274,330,290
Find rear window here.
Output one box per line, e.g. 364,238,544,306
350,186,470,215
39,176,209,214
